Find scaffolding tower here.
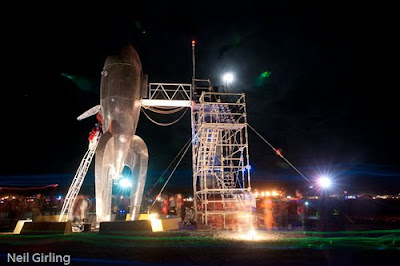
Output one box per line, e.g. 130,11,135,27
191,83,252,229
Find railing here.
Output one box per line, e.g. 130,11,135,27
147,83,191,101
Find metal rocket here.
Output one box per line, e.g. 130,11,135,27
79,45,148,222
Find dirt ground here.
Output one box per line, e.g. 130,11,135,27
0,230,399,265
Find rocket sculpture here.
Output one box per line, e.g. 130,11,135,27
78,45,148,222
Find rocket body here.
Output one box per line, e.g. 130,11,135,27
100,45,143,178
95,45,148,222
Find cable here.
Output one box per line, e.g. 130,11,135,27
247,123,312,184
141,107,188,126
143,106,184,114
149,135,193,211
149,137,193,192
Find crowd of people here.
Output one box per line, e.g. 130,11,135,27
3,192,311,230
0,194,63,222
258,197,306,230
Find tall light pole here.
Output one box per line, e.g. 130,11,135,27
192,40,196,99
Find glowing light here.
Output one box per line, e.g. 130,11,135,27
61,72,73,80
149,213,163,232
140,213,164,232
247,229,257,240
192,40,196,46
286,196,292,199
261,71,271,78
183,197,194,201
254,192,259,198
57,195,62,200
266,191,271,197
237,229,260,241
261,192,265,197
271,191,278,196
318,176,332,189
141,99,191,107
305,201,309,206
222,72,234,83
119,178,132,188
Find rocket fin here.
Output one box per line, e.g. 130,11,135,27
77,105,102,121
125,135,148,220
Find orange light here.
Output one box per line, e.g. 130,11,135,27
192,40,196,46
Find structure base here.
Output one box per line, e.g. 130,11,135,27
20,222,72,235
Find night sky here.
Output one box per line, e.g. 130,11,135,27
1,2,399,195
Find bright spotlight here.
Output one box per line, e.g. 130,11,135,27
247,229,257,240
119,178,132,188
222,72,234,83
318,176,332,189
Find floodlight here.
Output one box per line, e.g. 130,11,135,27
318,176,332,189
222,72,234,83
119,178,132,188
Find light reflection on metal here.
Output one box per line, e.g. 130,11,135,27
95,45,148,222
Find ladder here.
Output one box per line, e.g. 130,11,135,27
59,130,101,222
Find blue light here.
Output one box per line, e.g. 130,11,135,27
119,178,132,188
57,195,62,200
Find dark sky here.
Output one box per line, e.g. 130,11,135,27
1,2,399,194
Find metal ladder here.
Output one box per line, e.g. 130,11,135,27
59,131,101,222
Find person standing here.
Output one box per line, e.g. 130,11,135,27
262,197,274,230
32,194,43,221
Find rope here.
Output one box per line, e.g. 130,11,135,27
149,136,193,211
247,123,312,184
144,106,184,114
141,107,188,126
149,137,193,192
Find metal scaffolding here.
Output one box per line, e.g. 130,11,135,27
191,87,252,229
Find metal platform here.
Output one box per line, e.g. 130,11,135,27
191,89,252,229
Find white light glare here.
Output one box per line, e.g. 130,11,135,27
119,178,132,188
222,73,234,83
247,229,257,240
318,176,332,189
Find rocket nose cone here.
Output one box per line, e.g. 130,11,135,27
120,45,142,69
